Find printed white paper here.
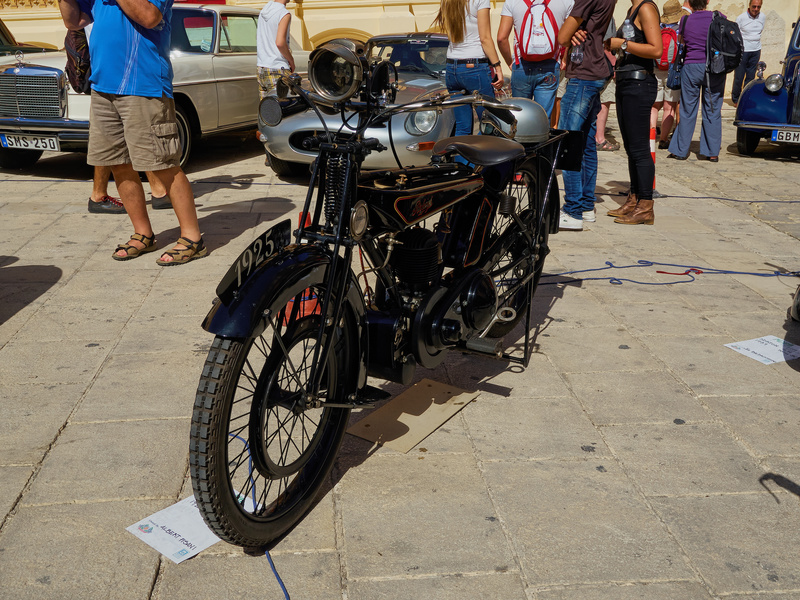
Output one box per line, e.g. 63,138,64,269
126,496,220,564
724,335,800,365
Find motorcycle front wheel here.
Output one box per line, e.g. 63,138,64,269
190,281,351,548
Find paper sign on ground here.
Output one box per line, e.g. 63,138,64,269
724,335,800,365
126,496,220,564
347,378,479,453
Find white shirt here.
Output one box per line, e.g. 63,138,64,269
736,10,765,52
257,2,291,69
447,0,490,59
500,0,574,63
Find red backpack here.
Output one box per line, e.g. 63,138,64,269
516,0,560,62
657,26,678,70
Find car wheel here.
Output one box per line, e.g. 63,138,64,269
175,104,194,169
266,151,304,177
736,128,760,155
0,148,43,169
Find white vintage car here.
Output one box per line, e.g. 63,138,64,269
0,4,308,169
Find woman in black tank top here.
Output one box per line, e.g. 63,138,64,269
605,0,662,225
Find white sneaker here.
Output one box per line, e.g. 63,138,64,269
582,208,597,222
559,210,583,231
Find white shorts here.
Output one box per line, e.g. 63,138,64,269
654,69,680,103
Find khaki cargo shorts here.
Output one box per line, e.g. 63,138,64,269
654,69,680,103
88,91,181,172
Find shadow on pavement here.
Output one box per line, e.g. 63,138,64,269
0,257,62,325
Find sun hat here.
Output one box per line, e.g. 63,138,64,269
661,0,683,24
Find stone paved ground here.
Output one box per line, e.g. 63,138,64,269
1,109,799,600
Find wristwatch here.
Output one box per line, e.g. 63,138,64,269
491,61,501,68
621,40,628,52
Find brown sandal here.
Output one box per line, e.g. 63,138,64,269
112,233,157,261
156,236,209,266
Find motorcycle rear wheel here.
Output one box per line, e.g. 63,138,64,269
487,164,555,338
190,282,351,548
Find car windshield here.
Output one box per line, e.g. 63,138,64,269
370,38,448,79
0,18,54,56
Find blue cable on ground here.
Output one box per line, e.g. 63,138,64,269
540,260,800,286
265,550,291,600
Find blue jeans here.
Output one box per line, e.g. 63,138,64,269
668,62,725,158
557,78,605,219
511,60,559,118
445,61,494,136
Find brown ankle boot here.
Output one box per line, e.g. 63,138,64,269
614,199,655,225
607,193,638,217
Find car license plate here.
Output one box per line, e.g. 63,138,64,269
771,130,800,143
0,134,59,151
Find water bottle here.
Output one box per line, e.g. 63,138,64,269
571,42,584,65
622,19,635,40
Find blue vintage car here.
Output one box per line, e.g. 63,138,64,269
734,18,800,155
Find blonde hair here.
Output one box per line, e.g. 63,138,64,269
432,0,469,45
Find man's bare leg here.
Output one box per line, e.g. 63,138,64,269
112,163,155,258
88,165,126,213
150,166,202,263
146,170,171,209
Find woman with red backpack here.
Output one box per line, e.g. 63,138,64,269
652,0,682,149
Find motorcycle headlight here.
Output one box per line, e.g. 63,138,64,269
765,74,784,93
405,110,438,135
308,42,364,105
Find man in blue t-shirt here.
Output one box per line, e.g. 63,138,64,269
59,0,207,265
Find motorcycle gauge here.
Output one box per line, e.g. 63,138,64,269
350,201,369,240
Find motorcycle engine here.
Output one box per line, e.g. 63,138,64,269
385,228,441,295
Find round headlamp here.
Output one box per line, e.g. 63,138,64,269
765,74,784,93
405,110,438,135
308,42,364,105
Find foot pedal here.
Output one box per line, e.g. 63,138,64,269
465,337,503,357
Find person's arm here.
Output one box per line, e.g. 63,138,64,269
115,0,164,30
558,16,585,47
58,0,90,30
275,13,295,72
477,7,504,89
497,15,514,66
608,3,662,59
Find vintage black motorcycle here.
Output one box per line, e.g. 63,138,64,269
189,39,575,548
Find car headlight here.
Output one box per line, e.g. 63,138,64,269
765,74,784,93
405,110,438,135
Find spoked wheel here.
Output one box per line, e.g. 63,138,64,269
190,281,351,548
485,164,556,338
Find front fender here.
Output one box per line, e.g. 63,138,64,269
202,244,368,389
736,81,790,128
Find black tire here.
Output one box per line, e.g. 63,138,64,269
0,148,43,169
736,128,760,156
486,164,555,338
175,103,194,169
190,280,351,548
266,151,304,177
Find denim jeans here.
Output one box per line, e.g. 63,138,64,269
445,61,494,136
668,62,725,158
511,59,559,118
731,50,761,104
557,78,605,219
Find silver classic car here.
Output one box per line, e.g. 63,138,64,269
0,4,308,169
259,33,456,175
